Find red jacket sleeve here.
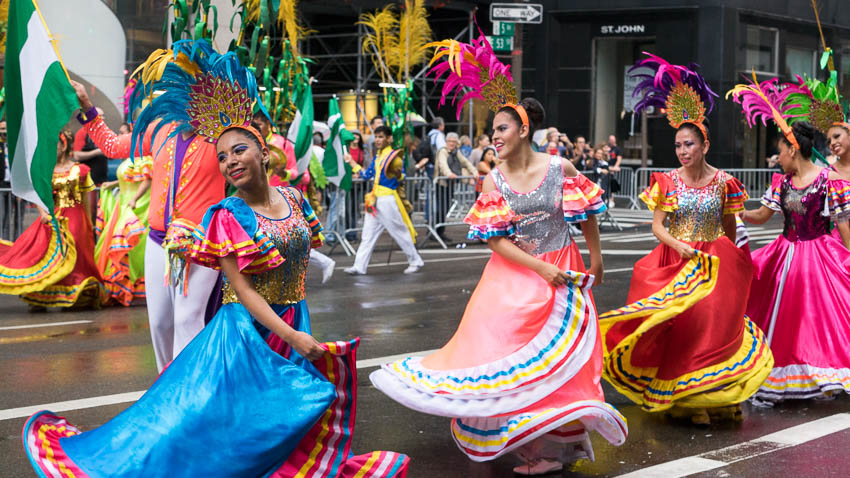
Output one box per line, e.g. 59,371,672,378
83,116,154,159
73,128,88,152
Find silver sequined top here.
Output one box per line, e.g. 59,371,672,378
492,157,571,255
667,169,727,242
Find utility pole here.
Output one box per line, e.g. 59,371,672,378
512,21,523,95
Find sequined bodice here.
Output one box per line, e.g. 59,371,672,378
492,157,571,255
778,171,831,241
667,170,726,242
53,165,86,210
222,189,312,305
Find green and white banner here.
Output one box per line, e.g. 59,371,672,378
323,96,354,190
5,0,78,213
286,78,314,175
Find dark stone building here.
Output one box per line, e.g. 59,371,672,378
525,0,850,167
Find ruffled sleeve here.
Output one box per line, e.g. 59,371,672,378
639,172,677,212
760,173,785,212
827,178,850,223
299,197,324,248
124,157,153,182
186,197,284,274
563,173,607,222
722,175,749,215
77,164,95,193
463,190,516,240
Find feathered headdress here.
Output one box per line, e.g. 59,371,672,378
629,52,718,139
128,39,268,157
726,71,802,150
783,74,845,134
424,23,523,123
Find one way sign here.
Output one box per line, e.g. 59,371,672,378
489,3,543,24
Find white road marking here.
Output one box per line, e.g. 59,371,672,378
0,349,439,421
615,413,850,478
0,320,92,331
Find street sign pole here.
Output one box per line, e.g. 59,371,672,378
513,22,522,99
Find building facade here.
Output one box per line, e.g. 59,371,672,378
525,0,850,168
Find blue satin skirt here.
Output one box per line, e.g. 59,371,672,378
23,301,336,477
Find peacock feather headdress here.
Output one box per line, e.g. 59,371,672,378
629,52,718,139
128,39,268,157
424,23,518,121
726,71,803,150
783,74,845,134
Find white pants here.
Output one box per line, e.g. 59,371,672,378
310,249,335,269
351,195,424,274
145,240,220,371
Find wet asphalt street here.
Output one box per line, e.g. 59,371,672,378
1,208,847,477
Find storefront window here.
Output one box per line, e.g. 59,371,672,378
786,47,815,79
742,25,778,74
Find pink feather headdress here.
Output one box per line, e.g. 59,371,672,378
423,24,519,121
726,71,805,149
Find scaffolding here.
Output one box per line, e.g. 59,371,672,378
299,1,484,137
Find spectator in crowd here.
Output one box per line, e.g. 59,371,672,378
459,135,473,157
607,134,624,172
73,107,108,185
414,117,447,178
434,132,476,240
468,133,491,164
0,121,8,187
569,135,591,165
364,116,384,166
349,132,365,166
436,132,476,179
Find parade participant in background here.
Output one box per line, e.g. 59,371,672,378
827,122,850,244
69,40,262,372
22,120,410,478
344,125,423,275
371,31,626,476
730,75,850,403
94,150,152,306
72,107,108,185
251,110,298,189
0,131,107,310
600,54,773,426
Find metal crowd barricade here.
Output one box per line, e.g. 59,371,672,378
610,168,640,210
0,188,26,241
432,175,478,249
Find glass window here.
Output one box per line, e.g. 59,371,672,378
786,47,815,79
742,25,778,74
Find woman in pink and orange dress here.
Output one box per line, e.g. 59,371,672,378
370,31,626,476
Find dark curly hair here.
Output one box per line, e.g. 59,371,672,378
496,97,545,142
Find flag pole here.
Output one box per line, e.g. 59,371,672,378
31,0,72,83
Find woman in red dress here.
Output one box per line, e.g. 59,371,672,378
599,54,773,425
0,131,107,309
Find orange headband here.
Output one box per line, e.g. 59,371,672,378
678,120,709,142
781,128,801,151
219,124,267,149
832,121,850,132
508,103,529,128
59,133,68,149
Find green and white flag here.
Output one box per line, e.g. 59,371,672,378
323,96,354,189
5,0,78,213
286,79,314,175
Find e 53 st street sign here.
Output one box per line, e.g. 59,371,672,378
490,3,543,24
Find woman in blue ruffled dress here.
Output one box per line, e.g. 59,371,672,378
21,124,409,478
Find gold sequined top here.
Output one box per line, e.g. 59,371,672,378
53,164,95,210
666,170,727,242
221,189,313,305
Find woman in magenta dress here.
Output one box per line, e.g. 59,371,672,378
0,131,107,309
741,121,850,403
